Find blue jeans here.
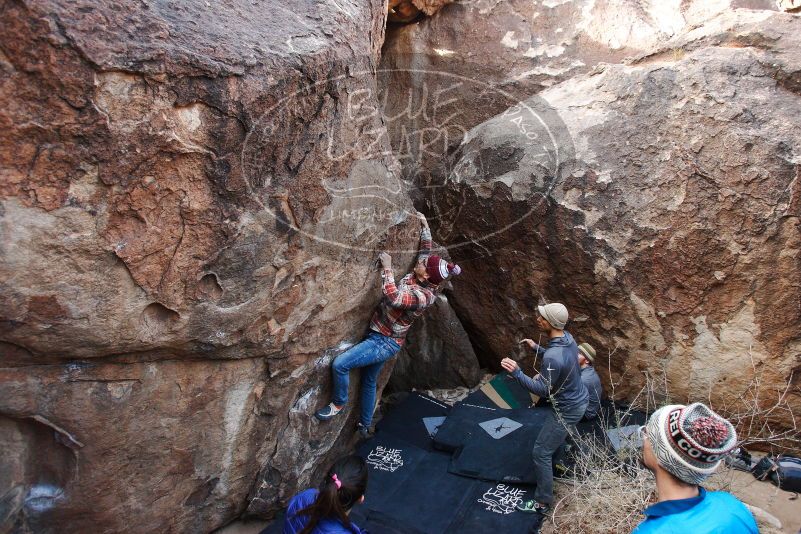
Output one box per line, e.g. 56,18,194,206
532,401,588,504
331,331,401,427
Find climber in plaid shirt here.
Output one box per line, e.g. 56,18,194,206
315,211,461,438
369,222,435,343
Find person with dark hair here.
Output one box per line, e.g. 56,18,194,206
283,455,369,534
315,212,461,438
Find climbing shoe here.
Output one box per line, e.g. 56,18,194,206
356,422,373,440
315,403,342,421
516,499,551,515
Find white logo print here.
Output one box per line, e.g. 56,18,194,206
479,417,522,439
477,484,527,514
366,446,404,472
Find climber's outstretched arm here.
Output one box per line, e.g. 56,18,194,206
416,211,432,260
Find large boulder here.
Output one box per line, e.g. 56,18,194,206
427,11,801,426
0,1,423,532
379,0,780,190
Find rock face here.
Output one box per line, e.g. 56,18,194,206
0,1,428,532
387,294,482,392
424,10,801,427
379,0,780,193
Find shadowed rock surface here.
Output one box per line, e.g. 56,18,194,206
1,0,800,533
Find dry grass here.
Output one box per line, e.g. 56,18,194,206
548,457,655,532
545,404,655,534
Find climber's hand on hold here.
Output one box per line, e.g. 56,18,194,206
416,211,429,229
378,252,392,270
500,357,519,373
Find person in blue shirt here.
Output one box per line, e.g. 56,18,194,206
282,455,368,534
634,402,758,534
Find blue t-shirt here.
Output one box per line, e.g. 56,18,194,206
283,489,365,534
633,488,757,534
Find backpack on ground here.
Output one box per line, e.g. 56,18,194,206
751,454,801,492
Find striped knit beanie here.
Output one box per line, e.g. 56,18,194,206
578,343,596,364
645,403,737,485
426,255,461,285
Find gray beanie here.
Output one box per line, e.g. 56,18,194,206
645,403,737,485
537,303,568,329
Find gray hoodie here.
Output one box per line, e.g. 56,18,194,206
512,331,589,412
581,366,602,419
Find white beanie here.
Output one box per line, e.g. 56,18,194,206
537,303,568,329
645,403,737,485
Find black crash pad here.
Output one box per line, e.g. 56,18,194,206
353,438,540,534
259,382,650,534
432,402,501,452
446,406,551,484
258,396,554,534
375,392,450,450
350,508,427,534
353,482,540,534
363,450,478,533
356,432,429,512
446,481,539,533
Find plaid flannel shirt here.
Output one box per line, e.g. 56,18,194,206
369,227,436,346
